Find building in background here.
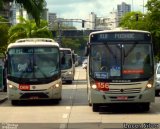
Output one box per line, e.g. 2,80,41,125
2,0,48,25
48,13,57,30
0,1,12,24
1,1,131,31
88,12,96,30
108,10,118,30
117,2,131,25
85,2,131,30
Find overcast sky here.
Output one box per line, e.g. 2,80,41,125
46,0,147,18
45,0,148,28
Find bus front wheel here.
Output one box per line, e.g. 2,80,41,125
92,104,99,112
11,100,19,105
140,103,150,112
66,80,72,84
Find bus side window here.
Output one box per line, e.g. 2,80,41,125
61,53,65,65
144,54,150,64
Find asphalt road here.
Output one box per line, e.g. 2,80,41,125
0,66,160,129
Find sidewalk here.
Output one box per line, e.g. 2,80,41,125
0,92,8,103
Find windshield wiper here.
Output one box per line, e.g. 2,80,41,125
104,43,118,64
122,43,137,64
34,65,48,78
124,43,137,58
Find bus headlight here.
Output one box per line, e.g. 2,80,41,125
91,84,97,89
49,83,61,89
146,78,153,89
146,83,152,88
55,83,60,88
68,71,72,75
8,84,18,90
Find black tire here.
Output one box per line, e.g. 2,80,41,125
66,80,72,84
155,91,160,96
92,104,99,112
3,86,7,92
54,99,61,104
141,103,150,112
11,100,19,105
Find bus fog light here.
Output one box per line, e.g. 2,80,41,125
91,84,97,89
68,71,72,74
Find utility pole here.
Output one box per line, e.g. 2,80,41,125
57,20,62,46
132,0,134,11
143,0,144,13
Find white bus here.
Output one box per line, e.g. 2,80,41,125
60,48,75,84
85,30,155,112
74,53,79,66
6,38,62,105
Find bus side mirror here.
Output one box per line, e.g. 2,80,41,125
72,54,75,64
84,42,90,56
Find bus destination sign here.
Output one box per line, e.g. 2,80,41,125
91,32,151,42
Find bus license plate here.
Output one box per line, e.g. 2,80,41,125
117,96,128,100
29,96,39,99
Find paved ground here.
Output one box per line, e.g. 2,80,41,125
0,92,7,103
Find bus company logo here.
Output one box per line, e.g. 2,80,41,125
120,89,124,93
112,80,131,83
32,86,36,89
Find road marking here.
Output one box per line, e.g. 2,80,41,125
66,106,71,110
62,114,68,119
59,124,66,129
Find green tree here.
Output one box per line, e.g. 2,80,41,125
0,16,9,54
1,0,46,27
61,36,88,56
119,11,149,30
146,0,160,57
8,17,53,43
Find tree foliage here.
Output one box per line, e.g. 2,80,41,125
61,37,88,56
1,0,46,27
119,0,160,58
146,0,160,57
119,11,149,30
0,16,9,54
8,17,53,43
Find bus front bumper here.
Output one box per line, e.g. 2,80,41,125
90,88,155,104
8,88,62,101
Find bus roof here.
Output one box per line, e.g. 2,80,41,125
7,38,59,49
89,29,150,36
60,48,72,51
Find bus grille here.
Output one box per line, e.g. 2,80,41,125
109,96,135,101
106,88,141,94
20,93,49,99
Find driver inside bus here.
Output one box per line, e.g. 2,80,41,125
93,50,108,72
100,49,108,72
17,56,30,72
12,55,30,72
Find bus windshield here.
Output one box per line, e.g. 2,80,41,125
90,42,153,80
8,47,60,79
60,52,72,70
